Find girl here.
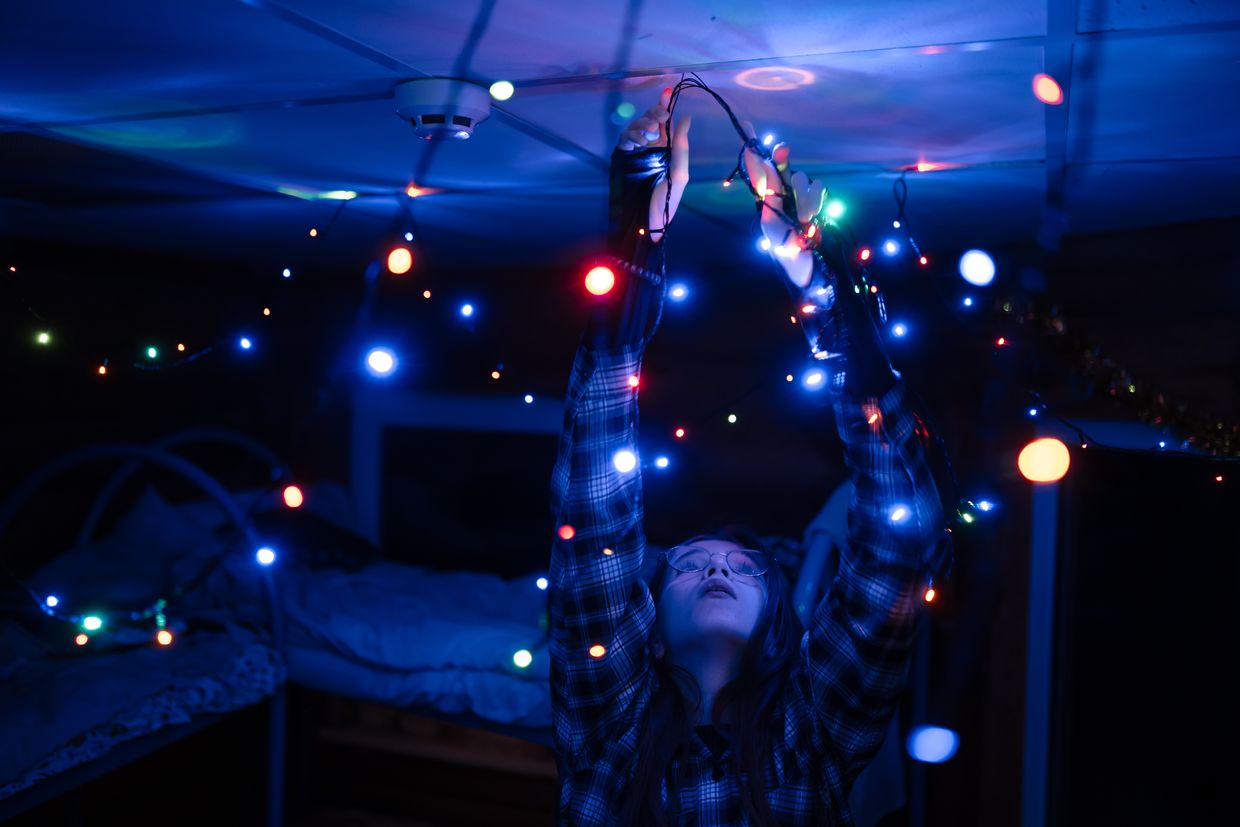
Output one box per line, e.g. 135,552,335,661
549,89,948,826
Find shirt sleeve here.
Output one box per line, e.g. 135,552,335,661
802,377,947,784
548,341,657,770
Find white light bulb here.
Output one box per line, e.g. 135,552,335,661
613,450,637,473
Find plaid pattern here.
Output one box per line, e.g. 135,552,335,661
549,342,945,826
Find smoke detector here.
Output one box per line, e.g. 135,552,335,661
394,78,491,141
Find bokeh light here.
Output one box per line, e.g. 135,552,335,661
1018,438,1071,482
387,247,413,275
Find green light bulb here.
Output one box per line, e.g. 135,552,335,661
36,331,51,345
146,346,158,359
826,200,846,220
82,615,103,631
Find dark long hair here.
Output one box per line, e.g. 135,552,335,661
620,526,806,825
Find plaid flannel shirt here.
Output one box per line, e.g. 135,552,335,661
549,280,945,826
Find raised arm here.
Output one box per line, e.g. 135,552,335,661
548,91,691,769
742,131,950,781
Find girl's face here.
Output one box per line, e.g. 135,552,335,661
656,539,768,656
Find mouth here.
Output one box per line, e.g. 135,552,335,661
699,580,736,599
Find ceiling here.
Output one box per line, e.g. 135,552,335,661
2,0,1239,270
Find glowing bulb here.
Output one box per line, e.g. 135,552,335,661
1018,438,1071,483
589,644,606,658
146,347,158,359
584,266,616,296
1215,474,1224,483
924,587,937,603
655,456,670,469
558,524,576,541
309,228,318,237
727,414,738,424
826,200,845,219
915,161,945,173
239,337,252,350
889,506,910,524
387,247,413,275
891,323,908,338
536,577,549,590
263,307,271,316
669,283,688,301
723,179,732,187
282,268,291,278
859,248,872,261
98,365,107,375
803,369,825,388
963,297,974,307
283,485,304,508
759,237,772,252
46,595,59,608
996,337,1007,347
883,240,899,256
489,80,515,101
786,374,794,382
423,290,432,299
524,394,534,404
1028,407,1039,417
893,220,902,229
976,500,994,512
366,348,396,376
406,185,425,198
513,649,533,668
404,232,414,242
157,630,173,646
176,343,185,352
491,370,502,380
83,615,103,631
907,726,959,763
674,428,686,439
75,633,89,646
628,375,640,389
801,304,815,315
256,547,276,566
460,303,475,318
1032,73,1064,105
36,331,51,345
919,256,929,266
763,134,774,146
613,450,638,473
959,249,996,286
602,547,614,555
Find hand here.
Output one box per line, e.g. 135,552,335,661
740,121,825,288
615,88,692,243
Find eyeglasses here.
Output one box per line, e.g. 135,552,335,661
663,546,770,579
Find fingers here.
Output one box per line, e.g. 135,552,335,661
804,177,826,224
669,114,691,183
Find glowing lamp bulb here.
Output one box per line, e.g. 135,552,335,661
674,427,686,439
387,247,413,275
585,266,616,296
263,307,271,316
976,500,994,512
786,374,794,382
655,456,670,469
883,240,899,256
239,337,252,350
996,337,1007,347
256,547,277,566
1017,438,1071,483
803,369,825,388
491,370,502,380
558,524,576,540
366,348,396,376
924,587,936,603
1032,73,1064,105
406,184,425,198
283,485,304,508
907,726,959,763
75,633,89,646
157,630,173,646
763,133,774,146
669,283,688,301
628,375,640,388
524,394,534,404
36,331,51,345
536,577,549,590
891,323,908,338
890,506,910,524
513,649,533,668
727,414,738,424
147,347,159,359
963,297,974,307
613,450,638,473
489,80,515,101
83,615,103,631
859,248,872,261
826,200,846,220
423,290,431,299
282,268,292,278
46,595,59,608
98,365,107,375
177,343,185,352
309,228,318,237
460,303,474,318
919,256,929,266
589,644,606,658
959,249,996,286
1028,407,1039,417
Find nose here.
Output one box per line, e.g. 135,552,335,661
704,553,734,577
